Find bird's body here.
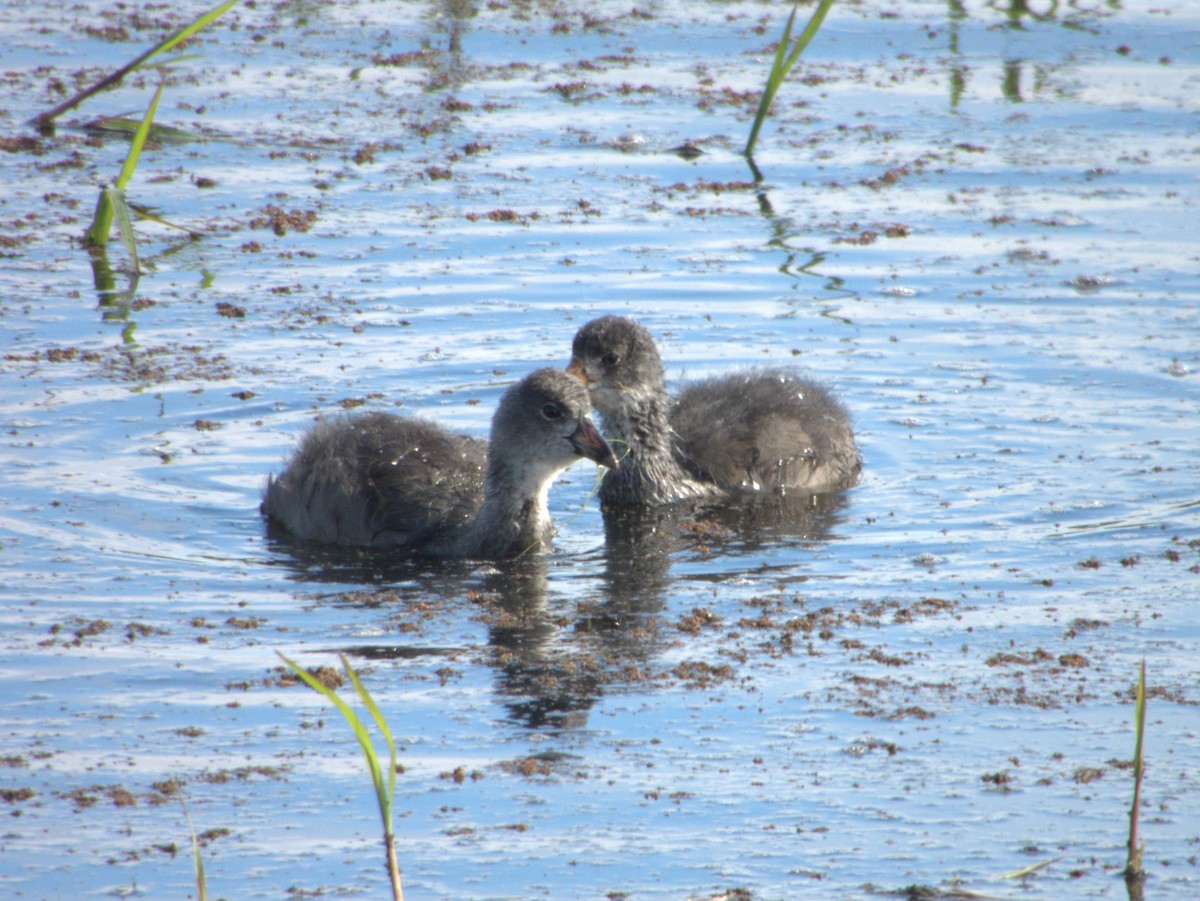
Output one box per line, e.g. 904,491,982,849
262,368,617,557
567,316,858,507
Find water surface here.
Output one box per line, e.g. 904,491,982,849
1,0,1198,898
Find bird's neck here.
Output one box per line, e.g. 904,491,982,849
462,458,555,558
599,384,709,505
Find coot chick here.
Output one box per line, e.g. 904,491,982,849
567,316,859,506
262,368,618,557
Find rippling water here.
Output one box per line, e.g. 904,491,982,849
2,0,1198,898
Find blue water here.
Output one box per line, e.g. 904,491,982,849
1,0,1198,898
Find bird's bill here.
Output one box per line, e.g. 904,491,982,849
569,417,619,470
565,356,590,385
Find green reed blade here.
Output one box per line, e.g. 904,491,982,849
111,189,140,274
130,0,240,64
85,186,116,248
1126,657,1147,879
180,798,208,901
341,652,398,814
85,79,164,266
279,651,406,901
86,115,202,144
745,0,835,160
277,653,392,829
32,0,240,129
116,78,165,190
128,202,204,237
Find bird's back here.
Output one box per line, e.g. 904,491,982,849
263,412,486,549
671,370,859,494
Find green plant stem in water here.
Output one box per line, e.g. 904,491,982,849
744,0,835,162
180,797,207,901
278,652,404,901
32,0,240,131
1125,657,1147,884
85,76,168,273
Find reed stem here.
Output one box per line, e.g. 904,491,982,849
744,0,835,162
1125,658,1147,884
32,0,240,131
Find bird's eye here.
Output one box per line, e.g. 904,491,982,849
601,351,619,366
541,403,563,420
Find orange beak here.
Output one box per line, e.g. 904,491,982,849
566,356,590,386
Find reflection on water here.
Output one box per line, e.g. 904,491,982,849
943,0,1119,107
1052,495,1200,537
483,560,601,730
263,487,853,733
490,491,853,731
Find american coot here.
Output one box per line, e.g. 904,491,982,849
567,316,859,506
262,368,619,557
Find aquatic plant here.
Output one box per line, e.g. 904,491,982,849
1125,658,1147,885
47,1,238,273
278,652,404,901
744,0,835,162
181,798,208,901
84,78,166,274
32,0,240,131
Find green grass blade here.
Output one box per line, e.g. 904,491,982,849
110,189,140,274
86,115,202,144
745,0,835,160
745,4,798,159
85,186,116,248
341,653,398,816
128,203,204,238
767,4,799,87
116,79,166,190
780,0,835,73
1133,657,1146,765
277,653,390,826
278,652,353,714
32,0,240,129
147,0,241,60
1126,657,1147,878
86,79,163,268
180,798,208,901
1001,856,1061,879
192,834,207,901
280,651,404,901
